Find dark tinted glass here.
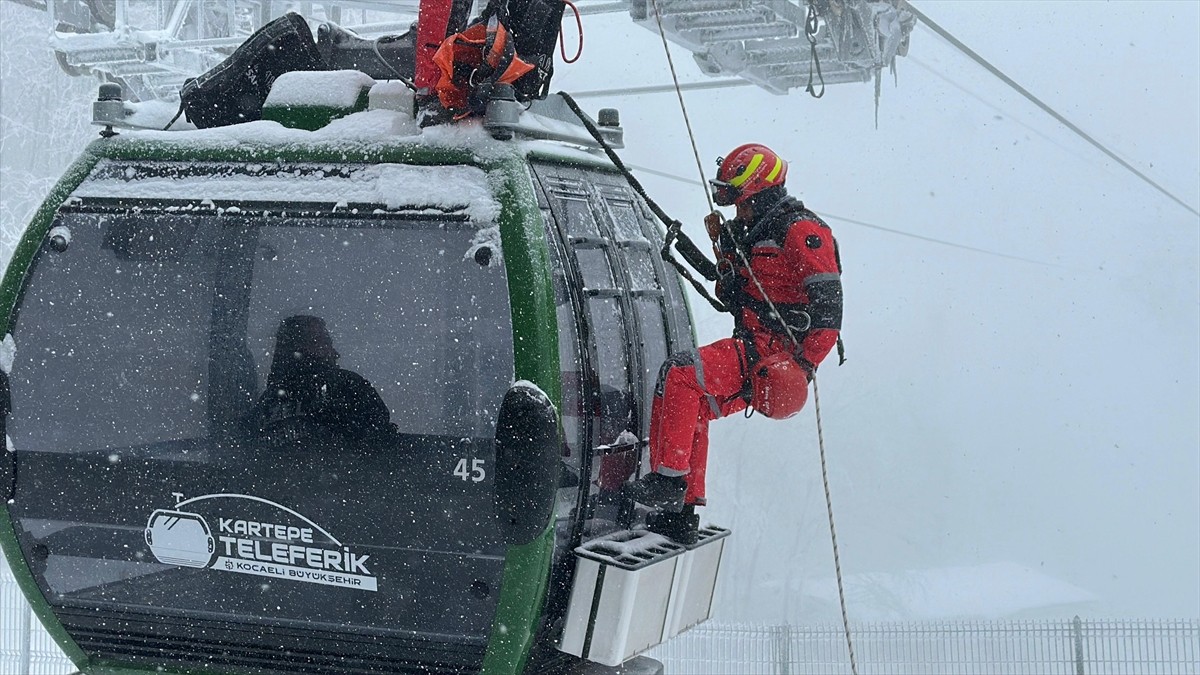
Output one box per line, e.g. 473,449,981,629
624,245,660,292
575,246,614,290
8,208,513,643
603,199,649,244
635,297,669,436
587,297,632,447
555,195,602,238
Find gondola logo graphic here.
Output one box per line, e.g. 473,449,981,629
145,493,377,592
145,510,216,568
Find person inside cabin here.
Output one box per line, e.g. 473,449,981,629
626,144,844,543
248,314,394,447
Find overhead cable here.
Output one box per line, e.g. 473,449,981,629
905,56,1097,167
907,2,1199,219
570,79,752,99
626,164,1060,267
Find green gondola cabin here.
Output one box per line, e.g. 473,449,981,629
0,23,730,673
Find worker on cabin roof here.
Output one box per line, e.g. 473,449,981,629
626,143,844,544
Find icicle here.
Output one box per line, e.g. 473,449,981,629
873,68,881,129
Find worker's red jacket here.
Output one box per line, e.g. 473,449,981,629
715,196,843,369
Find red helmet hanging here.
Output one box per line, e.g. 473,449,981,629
750,352,809,419
710,143,789,206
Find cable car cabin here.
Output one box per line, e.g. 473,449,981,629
0,74,728,675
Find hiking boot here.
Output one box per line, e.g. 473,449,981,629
647,505,700,546
624,472,687,510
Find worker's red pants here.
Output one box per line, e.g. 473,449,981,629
648,337,752,505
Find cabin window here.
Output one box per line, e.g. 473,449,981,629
602,198,650,244
7,202,514,648
574,245,615,289
625,246,660,290
547,189,603,239
635,297,669,427
532,163,701,540
545,217,586,486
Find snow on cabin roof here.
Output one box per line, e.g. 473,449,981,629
116,95,619,171
119,107,499,157
263,70,376,109
82,98,621,224
72,159,502,224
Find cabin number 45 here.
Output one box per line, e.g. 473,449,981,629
453,458,486,483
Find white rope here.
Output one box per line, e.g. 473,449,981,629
648,3,858,672
649,0,714,214
811,373,858,675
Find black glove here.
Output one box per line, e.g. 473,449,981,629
716,270,745,308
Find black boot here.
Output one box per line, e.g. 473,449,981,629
624,472,687,510
647,504,700,546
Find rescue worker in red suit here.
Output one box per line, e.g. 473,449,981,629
626,144,844,543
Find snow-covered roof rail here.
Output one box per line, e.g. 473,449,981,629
91,72,624,155
487,92,624,150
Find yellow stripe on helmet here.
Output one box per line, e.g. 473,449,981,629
765,157,784,183
729,153,764,188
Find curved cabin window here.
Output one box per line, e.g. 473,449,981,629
5,162,514,670
532,162,696,543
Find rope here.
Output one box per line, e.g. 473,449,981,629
162,97,185,130
372,35,417,90
649,0,714,214
804,0,825,99
811,373,857,675
648,2,858,673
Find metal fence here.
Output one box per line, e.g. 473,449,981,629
0,559,75,675
3,556,1198,674
646,619,1200,675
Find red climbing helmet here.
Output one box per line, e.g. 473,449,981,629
710,143,789,206
750,352,809,419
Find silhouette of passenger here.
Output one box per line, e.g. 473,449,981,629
250,315,392,445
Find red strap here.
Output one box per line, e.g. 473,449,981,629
559,0,584,64
415,0,457,90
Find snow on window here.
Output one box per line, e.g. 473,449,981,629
0,333,14,374
72,160,502,224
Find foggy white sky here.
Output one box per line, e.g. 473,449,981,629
1,0,1198,622
552,0,1200,620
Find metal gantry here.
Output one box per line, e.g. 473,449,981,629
628,0,915,94
7,0,914,101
